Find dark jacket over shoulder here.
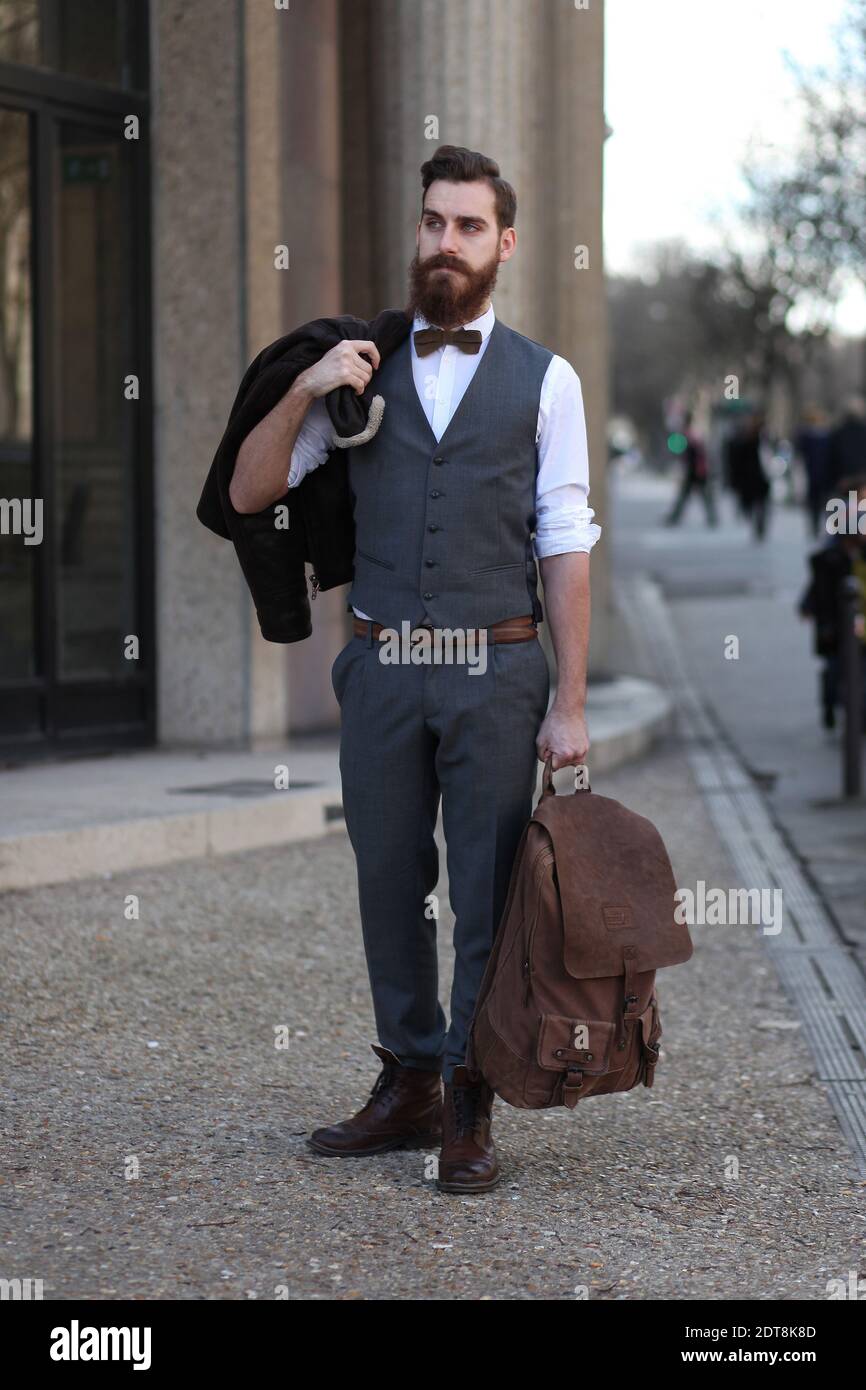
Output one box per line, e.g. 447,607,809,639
197,309,412,642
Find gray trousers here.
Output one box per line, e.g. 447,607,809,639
331,620,550,1083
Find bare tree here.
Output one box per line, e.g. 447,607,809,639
734,0,866,388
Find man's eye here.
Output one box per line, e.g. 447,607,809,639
425,218,480,230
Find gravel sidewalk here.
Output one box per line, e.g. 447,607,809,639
1,736,862,1300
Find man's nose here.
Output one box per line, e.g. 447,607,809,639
439,226,461,255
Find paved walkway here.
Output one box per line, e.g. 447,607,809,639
2,736,861,1300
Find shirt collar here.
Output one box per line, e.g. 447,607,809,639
412,301,495,339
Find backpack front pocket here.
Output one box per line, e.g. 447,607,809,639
536,1014,616,1077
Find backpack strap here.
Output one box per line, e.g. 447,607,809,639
616,945,641,1051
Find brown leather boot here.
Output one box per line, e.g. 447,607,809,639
437,1064,500,1193
307,1044,443,1156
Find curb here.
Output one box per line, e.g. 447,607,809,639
0,677,671,892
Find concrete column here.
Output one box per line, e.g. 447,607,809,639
152,0,250,745
534,0,611,673
278,0,349,734
243,0,290,744
153,0,348,746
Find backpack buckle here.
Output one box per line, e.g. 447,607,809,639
561,1066,584,1109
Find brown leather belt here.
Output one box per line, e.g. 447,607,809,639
352,613,538,644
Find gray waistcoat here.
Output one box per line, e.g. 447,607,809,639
345,317,553,630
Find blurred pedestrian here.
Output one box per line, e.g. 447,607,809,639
663,410,717,527
798,473,866,730
795,404,832,537
827,395,866,497
725,413,770,541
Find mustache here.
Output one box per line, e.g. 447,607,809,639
422,256,470,274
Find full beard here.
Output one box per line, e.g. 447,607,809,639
404,249,501,329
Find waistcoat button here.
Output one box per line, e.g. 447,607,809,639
423,591,434,600
429,490,441,498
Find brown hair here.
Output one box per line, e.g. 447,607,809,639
420,144,516,233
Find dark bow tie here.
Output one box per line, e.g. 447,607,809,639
413,326,483,357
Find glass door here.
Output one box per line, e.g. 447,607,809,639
0,71,153,757
49,116,149,735
0,106,36,721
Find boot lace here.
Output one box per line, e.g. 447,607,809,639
451,1082,481,1137
367,1064,397,1106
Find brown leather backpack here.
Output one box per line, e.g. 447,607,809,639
465,758,693,1109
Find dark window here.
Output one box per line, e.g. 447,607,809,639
0,0,146,90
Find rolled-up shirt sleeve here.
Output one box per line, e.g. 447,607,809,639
287,394,334,488
533,356,602,557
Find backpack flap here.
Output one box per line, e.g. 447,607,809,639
532,791,693,979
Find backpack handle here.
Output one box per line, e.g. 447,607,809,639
540,754,591,799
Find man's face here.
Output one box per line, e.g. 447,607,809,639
405,179,515,328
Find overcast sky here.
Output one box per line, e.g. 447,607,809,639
603,0,865,334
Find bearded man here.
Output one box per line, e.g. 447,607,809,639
229,144,600,1193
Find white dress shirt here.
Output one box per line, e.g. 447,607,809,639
287,302,601,620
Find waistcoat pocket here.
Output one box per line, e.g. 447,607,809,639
356,547,396,571
470,561,523,575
